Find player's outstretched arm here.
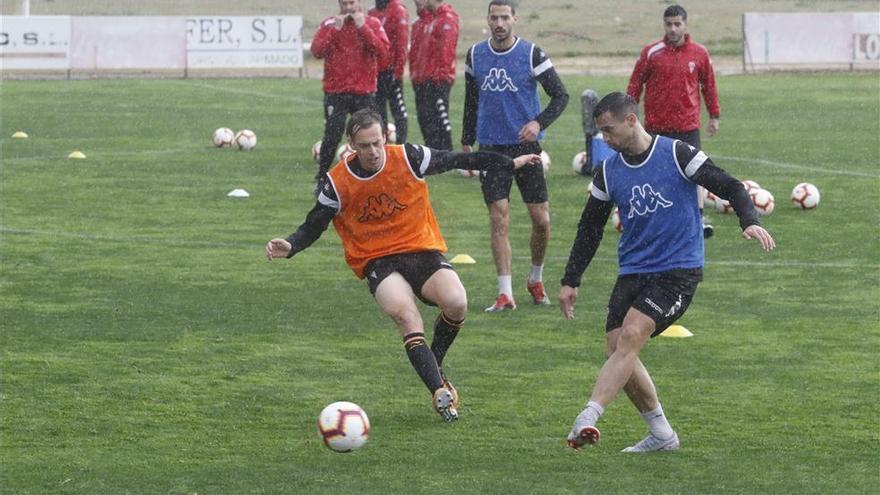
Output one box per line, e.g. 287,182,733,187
558,285,578,320
266,239,292,261
742,225,776,252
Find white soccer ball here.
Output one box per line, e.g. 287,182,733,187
791,182,820,209
714,197,734,214
336,143,355,162
318,401,370,453
540,150,551,174
611,207,623,232
741,179,762,193
572,151,588,174
750,188,775,216
212,127,234,148
234,129,257,150
458,169,479,178
312,140,322,163
386,122,397,143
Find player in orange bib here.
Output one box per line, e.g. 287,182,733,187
266,108,541,422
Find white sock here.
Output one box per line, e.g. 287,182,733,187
497,275,512,297
579,400,605,426
641,404,674,440
528,264,544,283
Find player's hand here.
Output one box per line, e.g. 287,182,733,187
517,120,541,143
461,144,473,153
707,118,720,137
333,15,347,30
742,225,776,252
512,153,542,170
266,238,292,261
352,12,366,28
559,285,579,320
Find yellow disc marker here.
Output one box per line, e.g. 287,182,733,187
12,131,29,139
68,151,87,159
659,325,693,338
450,254,476,264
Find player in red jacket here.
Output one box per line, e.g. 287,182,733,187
368,0,409,144
409,0,459,150
311,0,390,185
626,4,720,239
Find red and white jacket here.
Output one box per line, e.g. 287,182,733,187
368,0,409,80
409,3,459,85
311,15,390,95
626,34,720,133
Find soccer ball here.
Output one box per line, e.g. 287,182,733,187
571,151,588,174
212,127,234,148
311,140,322,163
791,182,820,209
458,169,479,177
336,143,355,162
750,188,775,216
714,197,734,214
318,401,370,453
234,129,257,150
741,179,762,193
611,207,623,232
540,150,551,174
386,122,397,143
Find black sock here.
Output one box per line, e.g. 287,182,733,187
403,332,443,392
431,313,464,368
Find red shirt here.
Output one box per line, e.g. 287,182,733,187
368,0,409,79
311,15,390,95
626,34,720,133
409,3,459,85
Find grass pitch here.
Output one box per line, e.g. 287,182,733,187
1,73,878,494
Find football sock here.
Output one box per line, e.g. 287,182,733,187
528,264,544,283
431,313,464,367
497,275,512,297
582,400,605,426
641,404,675,440
403,332,444,392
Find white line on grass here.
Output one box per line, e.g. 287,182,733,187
712,154,879,179
168,80,320,106
2,227,876,270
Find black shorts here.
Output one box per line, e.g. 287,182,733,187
649,128,701,149
364,251,455,306
478,142,548,204
606,268,703,337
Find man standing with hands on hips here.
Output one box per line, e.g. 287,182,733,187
627,4,720,238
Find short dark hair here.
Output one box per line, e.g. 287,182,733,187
488,0,516,15
663,5,687,21
346,108,385,139
593,92,639,120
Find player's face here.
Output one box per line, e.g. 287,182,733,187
487,5,517,43
350,122,386,172
664,16,688,46
339,0,360,15
595,111,636,153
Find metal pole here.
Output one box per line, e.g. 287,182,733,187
21,0,30,16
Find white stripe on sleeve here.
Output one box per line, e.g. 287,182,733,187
685,151,708,178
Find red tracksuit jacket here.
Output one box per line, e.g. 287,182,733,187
311,15,390,95
626,34,720,133
409,3,459,85
368,0,409,80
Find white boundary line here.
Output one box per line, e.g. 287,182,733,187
168,80,321,106
712,154,880,179
2,227,877,270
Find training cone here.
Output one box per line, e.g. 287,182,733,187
450,254,476,264
68,151,86,159
227,188,250,198
659,325,693,338
12,131,29,139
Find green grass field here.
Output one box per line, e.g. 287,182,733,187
1,73,879,494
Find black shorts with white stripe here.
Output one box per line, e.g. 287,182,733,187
364,251,455,305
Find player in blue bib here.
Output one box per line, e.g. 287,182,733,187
559,92,776,453
461,0,569,312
